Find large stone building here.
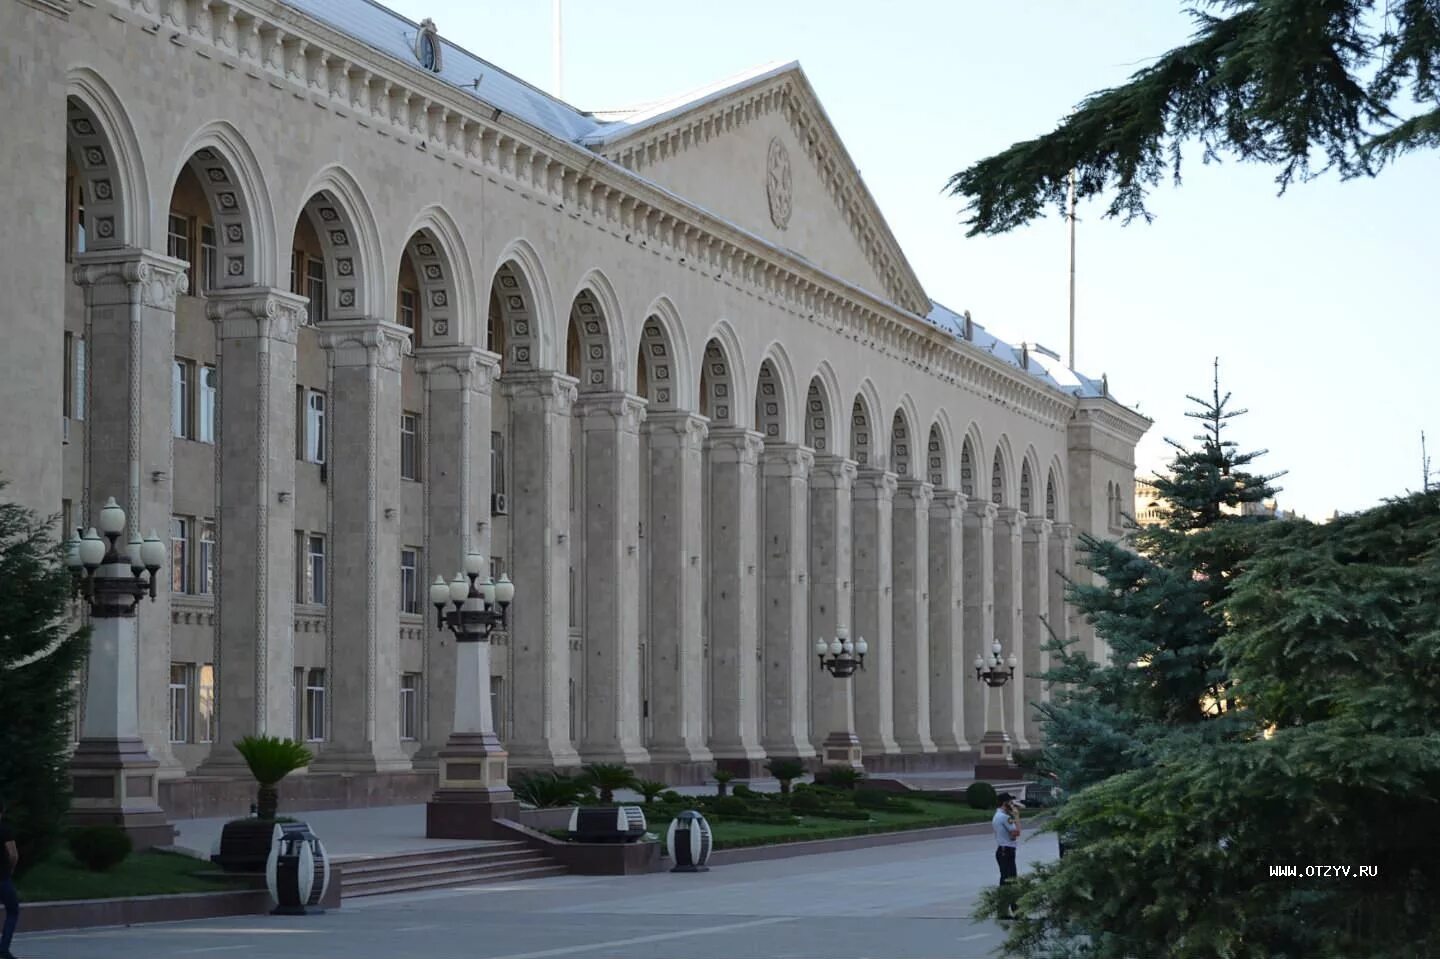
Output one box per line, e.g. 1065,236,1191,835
2,0,1148,812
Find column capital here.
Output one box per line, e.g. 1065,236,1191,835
207,287,308,344
73,248,189,310
810,454,858,491
930,488,968,514
853,468,898,502
967,500,998,523
994,506,1028,528
500,370,579,413
414,345,502,392
707,427,765,465
760,442,814,479
1025,516,1054,541
895,477,934,509
317,318,412,371
575,391,647,433
645,409,710,448
1051,521,1076,539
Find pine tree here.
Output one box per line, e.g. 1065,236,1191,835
0,484,89,876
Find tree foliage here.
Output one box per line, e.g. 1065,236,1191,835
948,0,1440,235
981,491,1440,957
0,486,88,876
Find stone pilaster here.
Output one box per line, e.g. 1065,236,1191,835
927,489,967,754
501,371,581,767
74,249,188,777
202,288,306,771
994,506,1028,749
1022,517,1053,745
758,443,816,760
852,469,898,757
962,501,996,749
643,410,712,763
574,391,649,765
808,455,856,759
705,427,765,765
891,478,935,755
415,347,500,762
315,319,411,772
1048,522,1076,704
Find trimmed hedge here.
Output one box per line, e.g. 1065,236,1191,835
67,826,133,872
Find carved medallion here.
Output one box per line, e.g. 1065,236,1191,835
766,137,792,230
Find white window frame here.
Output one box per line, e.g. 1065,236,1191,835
168,663,192,744
303,390,326,464
198,365,217,444
197,663,215,743
306,257,326,324
400,412,420,481
200,224,217,295
171,516,191,594
400,547,419,615
197,519,216,595
72,335,86,422
167,213,191,272
399,672,420,741
307,534,326,606
173,359,193,439
305,668,327,742
399,287,417,332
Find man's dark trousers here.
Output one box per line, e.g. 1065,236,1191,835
995,846,1017,887
0,876,18,954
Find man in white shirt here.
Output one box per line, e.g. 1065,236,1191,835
992,792,1020,917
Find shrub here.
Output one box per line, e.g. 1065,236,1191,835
966,781,998,810
68,826,132,872
789,790,824,813
712,769,736,797
661,790,685,804
815,766,865,790
854,788,892,810
765,758,806,795
635,780,669,804
512,771,589,808
711,796,750,818
235,735,312,820
580,763,637,803
732,783,758,799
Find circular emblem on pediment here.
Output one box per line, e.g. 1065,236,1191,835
766,137,792,230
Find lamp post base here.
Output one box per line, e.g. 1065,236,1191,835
426,732,519,839
973,729,1022,781
820,731,864,771
67,737,175,850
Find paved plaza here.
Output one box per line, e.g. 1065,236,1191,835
21,830,1054,959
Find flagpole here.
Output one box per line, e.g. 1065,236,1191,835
552,0,563,99
1067,168,1077,371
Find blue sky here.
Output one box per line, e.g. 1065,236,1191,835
386,0,1439,519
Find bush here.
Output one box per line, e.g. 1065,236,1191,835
634,780,669,804
789,790,824,813
814,766,865,790
235,735,313,820
965,781,998,810
765,758,806,795
854,788,892,810
68,826,132,872
711,796,750,817
661,790,685,804
512,771,591,808
580,763,637,803
732,783,758,799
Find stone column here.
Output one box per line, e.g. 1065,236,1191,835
202,288,306,772
927,489,967,754
891,478,935,757
1022,517,1053,745
314,319,412,772
574,391,649,765
501,371,581,767
415,347,500,762
1048,522,1076,702
852,469,898,758
962,501,996,749
643,410,712,764
759,443,816,760
74,250,188,777
705,427,765,770
809,455,857,764
994,506,1028,750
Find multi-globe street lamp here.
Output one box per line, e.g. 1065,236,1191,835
973,639,1021,779
814,627,868,769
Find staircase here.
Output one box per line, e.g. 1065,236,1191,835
337,841,568,898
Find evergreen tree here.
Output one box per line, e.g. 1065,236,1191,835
0,484,89,876
948,1,1440,235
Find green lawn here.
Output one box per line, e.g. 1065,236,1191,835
705,798,995,849
15,849,245,903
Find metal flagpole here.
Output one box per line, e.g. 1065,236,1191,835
552,0,563,99
1067,168,1077,371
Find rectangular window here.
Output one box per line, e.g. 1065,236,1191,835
294,531,305,604
199,365,217,443
171,516,190,594
399,672,420,741
72,335,86,422
491,431,506,496
290,250,304,297
303,390,326,463
198,519,216,595
400,547,419,615
200,224,217,295
306,258,326,324
63,332,74,419
399,288,417,332
172,359,193,439
197,663,215,743
305,668,326,742
400,413,420,481
167,213,192,269
292,666,304,740
168,663,192,744
569,566,578,628
308,534,326,606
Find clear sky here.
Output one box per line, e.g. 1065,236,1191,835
385,0,1439,520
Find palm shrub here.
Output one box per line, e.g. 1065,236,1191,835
580,763,636,803
765,758,806,795
815,766,864,790
512,771,590,808
634,780,668,805
234,735,312,820
712,768,736,797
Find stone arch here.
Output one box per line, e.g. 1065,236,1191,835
804,362,842,455
566,272,625,393
66,69,149,250
489,239,556,371
889,397,921,480
1020,459,1035,515
398,206,474,348
697,320,746,427
753,343,797,443
849,380,884,469
290,166,384,322
990,436,1015,507
169,121,276,289
926,416,952,490
959,424,984,499
634,296,692,411
1046,455,1068,521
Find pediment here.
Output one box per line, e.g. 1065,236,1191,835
584,64,929,314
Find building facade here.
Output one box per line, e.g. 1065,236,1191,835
2,0,1148,808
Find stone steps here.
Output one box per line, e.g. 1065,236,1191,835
337,842,568,898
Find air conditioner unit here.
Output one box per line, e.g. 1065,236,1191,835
491,492,508,516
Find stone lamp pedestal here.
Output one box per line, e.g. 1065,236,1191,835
973,674,1022,781
426,639,518,839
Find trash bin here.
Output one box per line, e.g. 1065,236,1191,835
568,805,648,843
265,821,331,915
666,810,712,873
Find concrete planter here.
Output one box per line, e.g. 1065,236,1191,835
514,806,577,831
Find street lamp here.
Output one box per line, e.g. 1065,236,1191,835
426,550,520,840
63,496,174,849
973,640,1018,687
814,628,866,769
973,639,1021,780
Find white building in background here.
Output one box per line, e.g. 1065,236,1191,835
2,0,1147,814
